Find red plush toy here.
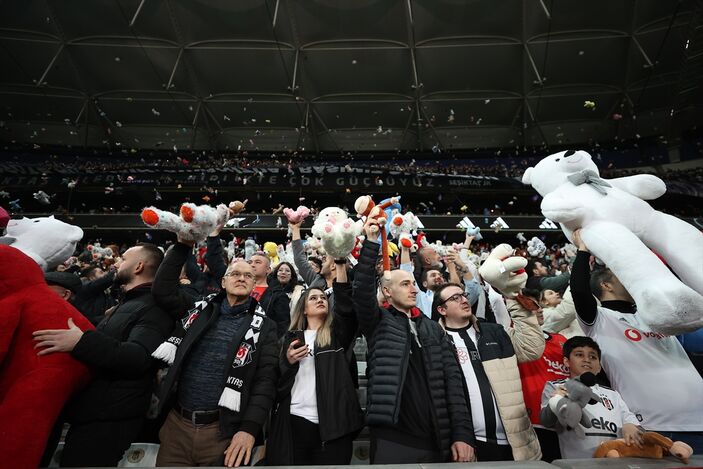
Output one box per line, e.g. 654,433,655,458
0,245,94,469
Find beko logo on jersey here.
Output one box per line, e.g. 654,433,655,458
590,417,617,433
543,356,569,375
624,328,666,342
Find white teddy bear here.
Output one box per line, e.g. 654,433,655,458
0,215,84,271
522,149,703,334
311,207,363,259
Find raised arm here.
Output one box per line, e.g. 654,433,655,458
570,229,598,325
79,270,116,295
205,234,227,283
352,217,384,338
505,299,545,362
152,242,197,319
290,221,322,287
332,265,358,350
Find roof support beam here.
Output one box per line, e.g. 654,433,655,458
404,0,429,151
166,47,183,89
524,44,545,85
538,0,551,20
36,43,63,87
129,0,147,27
632,36,654,68
272,0,280,28
289,49,299,93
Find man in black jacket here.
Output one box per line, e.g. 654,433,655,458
151,239,278,467
33,243,173,467
352,213,475,464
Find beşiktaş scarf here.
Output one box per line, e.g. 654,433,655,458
152,293,267,412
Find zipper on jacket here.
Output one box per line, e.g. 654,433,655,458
393,319,412,423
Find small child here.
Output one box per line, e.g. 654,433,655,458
540,336,644,458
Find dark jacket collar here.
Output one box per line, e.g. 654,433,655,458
122,283,153,302
601,300,637,314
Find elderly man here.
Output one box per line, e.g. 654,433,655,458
352,214,474,464
151,238,278,467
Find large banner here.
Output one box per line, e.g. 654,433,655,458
0,162,524,191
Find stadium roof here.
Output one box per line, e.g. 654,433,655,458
1,0,702,153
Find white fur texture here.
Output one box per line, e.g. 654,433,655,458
311,207,363,259
523,150,703,334
0,215,83,271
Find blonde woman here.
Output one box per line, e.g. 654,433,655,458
268,263,363,465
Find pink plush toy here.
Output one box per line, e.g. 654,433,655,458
283,205,310,224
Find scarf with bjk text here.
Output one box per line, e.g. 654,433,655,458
152,293,266,412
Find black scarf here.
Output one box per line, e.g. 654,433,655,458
152,293,267,412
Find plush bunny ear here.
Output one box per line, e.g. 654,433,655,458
522,167,533,185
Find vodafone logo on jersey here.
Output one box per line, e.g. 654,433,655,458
624,328,666,342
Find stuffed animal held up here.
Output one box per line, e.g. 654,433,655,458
522,150,703,334
547,372,601,439
141,201,245,243
311,207,363,259
0,216,84,271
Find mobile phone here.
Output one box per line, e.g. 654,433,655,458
286,330,306,347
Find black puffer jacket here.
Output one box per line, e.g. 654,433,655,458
152,243,279,439
352,240,474,460
65,284,173,422
268,281,364,465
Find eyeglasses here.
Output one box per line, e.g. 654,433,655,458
224,271,255,280
439,292,469,305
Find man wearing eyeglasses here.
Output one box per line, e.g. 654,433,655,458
432,282,543,461
151,239,278,467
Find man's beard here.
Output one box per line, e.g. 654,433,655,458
114,269,132,288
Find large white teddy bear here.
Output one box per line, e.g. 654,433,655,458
522,149,703,334
0,215,84,271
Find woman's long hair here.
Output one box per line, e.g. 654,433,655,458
289,287,333,348
269,261,299,293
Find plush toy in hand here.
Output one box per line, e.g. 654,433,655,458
466,226,483,241
311,207,363,259
527,237,547,258
142,200,245,243
0,216,84,271
478,243,528,299
244,238,258,261
388,212,420,239
87,243,114,261
284,205,311,237
593,431,693,464
263,241,280,266
283,205,310,224
522,150,703,334
547,372,600,438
